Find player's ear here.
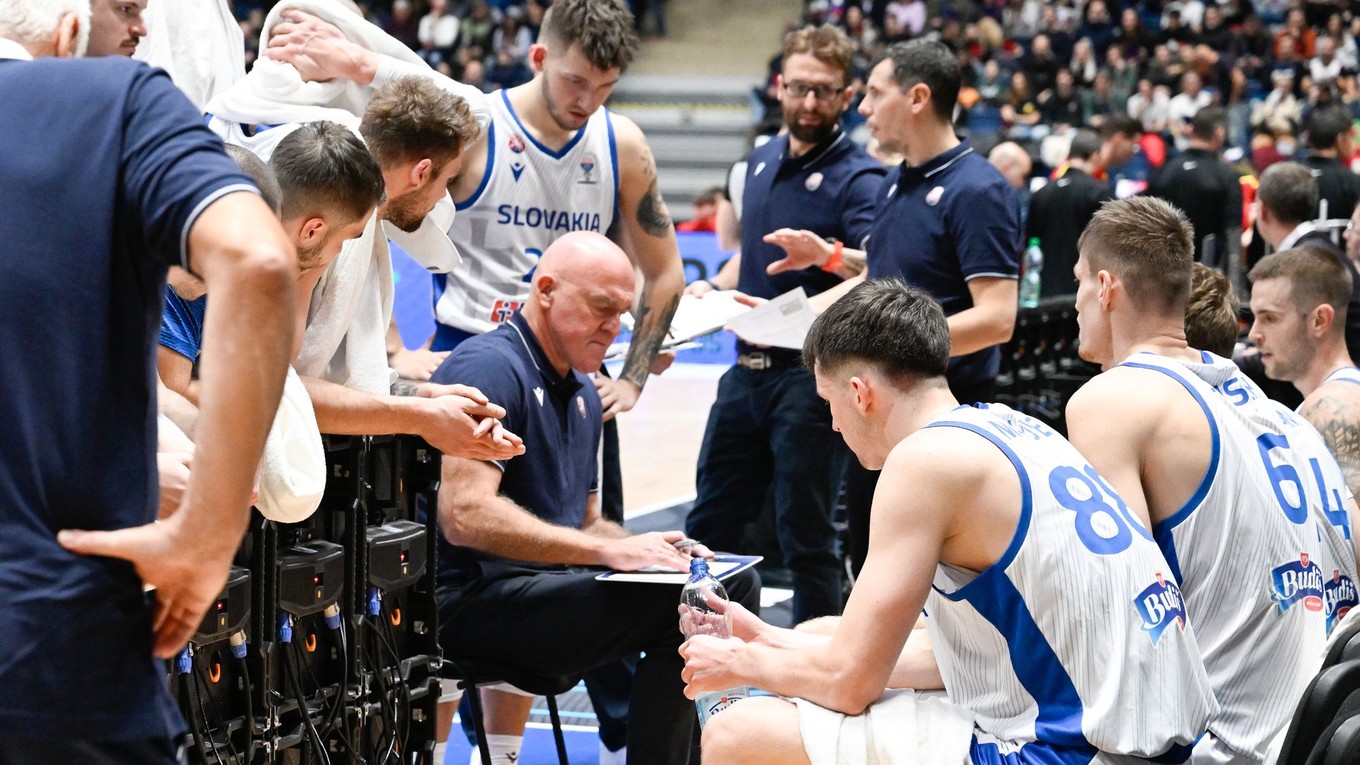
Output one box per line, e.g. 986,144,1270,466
1313,303,1336,335
849,375,871,413
528,43,548,74
410,158,433,188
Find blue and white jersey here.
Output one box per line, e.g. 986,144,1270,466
1118,352,1337,761
436,90,619,336
1322,366,1360,387
923,404,1215,763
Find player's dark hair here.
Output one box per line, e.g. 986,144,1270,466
1078,196,1195,316
877,39,960,124
803,279,950,385
271,121,386,224
540,0,639,71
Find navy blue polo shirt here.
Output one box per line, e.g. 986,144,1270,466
159,289,208,360
738,131,884,300
431,312,603,583
866,139,1020,387
0,55,256,740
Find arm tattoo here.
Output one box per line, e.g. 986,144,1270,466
1301,394,1360,498
636,177,673,238
620,290,680,391
391,381,420,397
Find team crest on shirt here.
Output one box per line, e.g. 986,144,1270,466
926,186,945,206
579,154,598,184
1133,572,1187,644
1326,570,1358,631
805,172,824,191
1272,553,1326,614
509,135,528,181
576,396,586,417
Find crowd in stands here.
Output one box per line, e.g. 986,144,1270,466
237,0,666,95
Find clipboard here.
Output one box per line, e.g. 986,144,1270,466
594,555,763,584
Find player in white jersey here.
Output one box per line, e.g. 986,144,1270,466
435,90,619,338
1249,246,1360,512
1066,197,1350,764
680,280,1214,765
439,0,684,421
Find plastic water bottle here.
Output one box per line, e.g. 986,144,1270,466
1020,237,1043,308
680,558,749,727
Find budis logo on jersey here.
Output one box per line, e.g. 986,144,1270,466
1134,572,1187,644
1325,569,1358,631
579,154,598,184
1271,553,1325,614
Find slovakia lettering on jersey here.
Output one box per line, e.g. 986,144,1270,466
496,205,602,233
1135,572,1188,643
1272,553,1326,614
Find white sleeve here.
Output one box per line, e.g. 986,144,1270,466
372,55,492,136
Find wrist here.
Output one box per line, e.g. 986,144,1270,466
820,239,844,273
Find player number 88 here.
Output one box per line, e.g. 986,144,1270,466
1049,465,1153,555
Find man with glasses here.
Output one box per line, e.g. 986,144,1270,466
684,24,884,624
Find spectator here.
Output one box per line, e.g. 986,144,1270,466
1082,68,1120,127
1019,32,1060,95
1148,107,1243,268
1039,66,1082,131
1199,5,1233,51
1144,43,1185,90
417,0,460,67
975,57,1006,104
1076,0,1116,55
885,0,926,38
1280,7,1319,59
1068,36,1098,88
1113,7,1154,62
384,0,421,51
1163,0,1206,32
1252,69,1305,137
1167,71,1213,150
459,0,497,60
1157,10,1197,48
675,187,725,233
1312,35,1345,85
491,7,533,60
485,45,531,90
1104,43,1139,104
1127,77,1171,134
1000,69,1042,138
1302,103,1360,220
1025,129,1111,298
1328,12,1359,71
1231,14,1276,87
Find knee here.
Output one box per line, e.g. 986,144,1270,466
699,704,756,764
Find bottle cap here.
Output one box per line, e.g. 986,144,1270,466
1028,237,1040,246
690,558,709,577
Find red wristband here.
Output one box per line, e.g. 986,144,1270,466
821,239,844,273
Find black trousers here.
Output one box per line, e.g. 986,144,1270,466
0,736,181,765
438,563,761,765
845,379,995,577
686,365,847,623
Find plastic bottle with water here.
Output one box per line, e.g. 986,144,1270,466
1020,237,1043,308
680,558,749,727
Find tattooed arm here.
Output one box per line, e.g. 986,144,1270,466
601,115,685,418
1300,386,1360,500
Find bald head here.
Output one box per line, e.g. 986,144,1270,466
988,142,1031,191
532,231,635,295
525,232,635,374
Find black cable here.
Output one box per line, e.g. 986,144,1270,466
180,671,215,765
377,606,413,760
194,659,242,764
362,618,397,765
188,663,228,765
284,639,334,765
236,655,254,765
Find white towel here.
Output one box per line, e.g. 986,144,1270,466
796,689,975,765
134,0,244,110
256,366,326,523
205,0,484,391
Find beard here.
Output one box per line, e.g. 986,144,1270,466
784,105,838,146
383,191,428,233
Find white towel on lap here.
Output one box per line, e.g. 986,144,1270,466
796,689,975,765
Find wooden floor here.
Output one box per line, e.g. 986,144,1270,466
610,363,725,516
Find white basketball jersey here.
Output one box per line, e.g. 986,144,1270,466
924,404,1215,761
436,90,619,335
1118,352,1336,761
1323,366,1360,387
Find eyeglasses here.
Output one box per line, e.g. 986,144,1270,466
783,81,846,101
